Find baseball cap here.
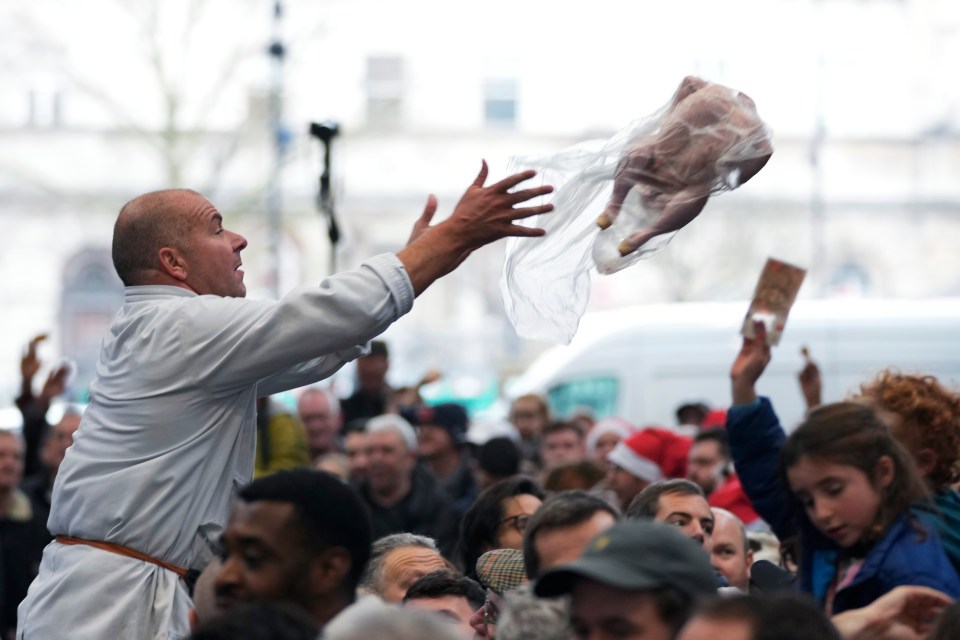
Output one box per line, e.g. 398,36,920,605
534,520,715,599
415,403,470,445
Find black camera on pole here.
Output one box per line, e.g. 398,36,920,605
309,121,341,256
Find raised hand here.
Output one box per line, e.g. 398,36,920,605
730,321,771,405
446,160,554,250
40,364,71,402
20,334,48,382
798,346,822,411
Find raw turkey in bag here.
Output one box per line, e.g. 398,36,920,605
501,76,773,344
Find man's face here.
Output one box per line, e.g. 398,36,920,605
344,431,369,482
41,414,81,475
177,193,248,298
686,441,726,495
570,579,675,640
677,616,753,640
607,466,649,510
541,428,586,468
418,424,454,459
356,355,388,393
404,594,476,637
298,391,341,457
510,398,546,440
534,510,618,575
378,546,448,603
365,429,414,492
0,434,23,491
215,501,313,613
654,493,714,550
709,511,752,592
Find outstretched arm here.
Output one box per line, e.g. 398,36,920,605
396,161,553,296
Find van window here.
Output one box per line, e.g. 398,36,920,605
548,377,618,419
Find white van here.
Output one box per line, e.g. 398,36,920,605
509,298,960,431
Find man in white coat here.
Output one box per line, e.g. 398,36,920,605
16,162,553,639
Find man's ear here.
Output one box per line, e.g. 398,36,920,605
310,547,352,595
158,247,188,281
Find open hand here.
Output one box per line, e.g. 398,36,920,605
20,334,49,381
833,585,952,640
447,160,554,250
730,321,771,405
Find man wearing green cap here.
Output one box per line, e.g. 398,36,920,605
534,520,716,640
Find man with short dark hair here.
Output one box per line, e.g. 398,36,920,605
686,430,760,529
522,490,619,579
412,403,478,514
540,421,587,469
402,569,484,637
535,520,716,640
214,469,372,629
626,479,714,550
677,593,843,640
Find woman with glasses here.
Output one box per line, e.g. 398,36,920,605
458,477,544,580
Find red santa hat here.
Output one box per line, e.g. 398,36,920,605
607,427,692,482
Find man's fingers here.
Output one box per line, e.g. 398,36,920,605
471,160,489,188
418,194,438,225
504,224,546,238
508,203,555,219
489,169,538,193
506,185,554,204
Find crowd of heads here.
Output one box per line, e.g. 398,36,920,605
8,329,960,640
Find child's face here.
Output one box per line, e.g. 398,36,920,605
787,455,893,548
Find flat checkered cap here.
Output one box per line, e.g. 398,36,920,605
476,548,528,595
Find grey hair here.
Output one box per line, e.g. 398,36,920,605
365,414,417,451
324,597,462,640
497,585,576,640
359,533,439,596
298,386,341,417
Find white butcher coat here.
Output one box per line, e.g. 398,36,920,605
17,254,414,639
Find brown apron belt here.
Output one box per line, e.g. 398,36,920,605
55,535,189,579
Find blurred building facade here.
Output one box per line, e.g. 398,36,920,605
1,0,959,404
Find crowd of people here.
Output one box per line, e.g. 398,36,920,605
3,175,960,640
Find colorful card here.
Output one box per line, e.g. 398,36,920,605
741,258,807,346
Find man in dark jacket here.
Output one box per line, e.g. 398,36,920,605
357,414,459,556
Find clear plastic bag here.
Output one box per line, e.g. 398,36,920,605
501,76,773,344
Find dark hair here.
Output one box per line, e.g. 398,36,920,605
112,189,196,286
188,602,319,640
542,420,585,441
402,569,485,610
458,477,544,579
859,370,960,487
625,479,706,519
930,599,960,640
646,586,699,637
238,469,373,593
543,460,607,493
477,437,521,479
692,429,730,459
691,593,840,640
780,402,930,545
523,490,620,578
676,402,709,426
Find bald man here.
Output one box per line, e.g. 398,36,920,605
17,166,553,639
